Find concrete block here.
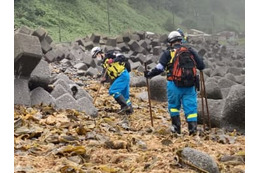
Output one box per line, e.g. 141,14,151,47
32,27,47,41
30,87,55,106
14,33,42,77
55,93,79,110
29,59,51,90
14,78,31,106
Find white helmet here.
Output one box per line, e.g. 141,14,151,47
91,46,102,58
167,31,183,43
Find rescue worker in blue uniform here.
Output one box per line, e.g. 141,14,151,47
144,31,205,135
177,28,188,44
91,47,133,114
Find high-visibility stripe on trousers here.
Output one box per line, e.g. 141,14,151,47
167,81,197,122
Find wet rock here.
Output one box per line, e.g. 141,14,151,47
30,87,55,106
77,97,98,118
55,93,79,110
29,59,52,90
130,76,146,87
150,76,167,102
180,147,219,173
197,99,224,128
14,33,42,77
205,81,223,99
14,78,31,106
218,78,237,88
222,85,245,133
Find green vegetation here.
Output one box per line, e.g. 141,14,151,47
14,0,245,42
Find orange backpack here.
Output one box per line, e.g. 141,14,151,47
167,46,197,87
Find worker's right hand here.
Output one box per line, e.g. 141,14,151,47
100,77,106,84
144,70,151,78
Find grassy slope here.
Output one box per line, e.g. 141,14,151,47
15,0,178,42
14,0,244,43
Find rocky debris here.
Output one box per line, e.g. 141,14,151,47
14,26,245,132
149,76,167,102
205,81,223,99
130,76,146,87
197,99,224,128
29,59,52,91
221,85,245,132
180,147,220,173
30,87,55,106
14,78,31,106
14,26,96,117
14,33,42,77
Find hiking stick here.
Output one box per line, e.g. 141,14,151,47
145,62,154,127
200,71,211,130
200,72,206,131
199,71,211,131
93,70,107,104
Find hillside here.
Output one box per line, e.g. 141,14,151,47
14,0,245,42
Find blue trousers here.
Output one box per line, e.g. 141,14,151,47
167,81,197,122
109,69,131,105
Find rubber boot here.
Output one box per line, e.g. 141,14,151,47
188,121,197,136
170,116,181,134
126,104,133,115
115,95,130,114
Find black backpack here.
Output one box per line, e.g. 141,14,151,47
105,50,131,72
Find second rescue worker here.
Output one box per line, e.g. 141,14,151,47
91,47,133,115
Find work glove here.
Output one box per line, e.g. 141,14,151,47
107,58,113,64
144,70,151,78
144,68,163,79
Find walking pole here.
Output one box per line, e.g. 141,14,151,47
200,71,211,130
145,62,154,127
200,71,206,131
199,71,211,131
93,70,107,104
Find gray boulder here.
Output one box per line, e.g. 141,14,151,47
224,73,236,82
220,88,231,98
51,84,70,99
53,79,73,95
86,67,99,77
54,73,74,84
211,67,227,77
14,33,42,77
77,97,98,118
218,78,237,88
32,27,47,41
69,84,93,102
14,78,31,106
44,49,57,62
150,76,167,102
29,59,51,90
30,87,55,106
90,33,100,43
197,99,224,128
235,75,245,84
227,67,244,76
205,81,223,99
73,62,88,70
15,25,33,35
181,147,219,173
55,93,79,110
130,76,146,87
221,85,245,133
